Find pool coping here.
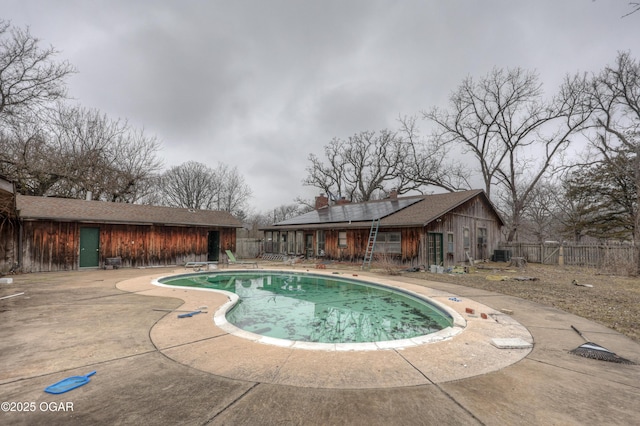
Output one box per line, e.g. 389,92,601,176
118,267,535,389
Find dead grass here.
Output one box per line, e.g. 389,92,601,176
403,262,640,344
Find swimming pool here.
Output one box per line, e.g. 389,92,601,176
157,270,463,348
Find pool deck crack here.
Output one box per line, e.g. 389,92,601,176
394,349,487,426
204,382,260,424
154,333,231,352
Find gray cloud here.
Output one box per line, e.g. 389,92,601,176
4,0,638,211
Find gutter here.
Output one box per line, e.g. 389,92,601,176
17,218,243,228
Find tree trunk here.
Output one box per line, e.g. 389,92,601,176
634,146,640,276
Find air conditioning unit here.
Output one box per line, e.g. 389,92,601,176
492,249,511,262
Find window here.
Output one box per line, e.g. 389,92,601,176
447,233,454,254
296,231,304,254
427,232,443,266
280,232,286,254
477,227,487,246
338,231,347,247
477,227,488,259
463,228,470,250
374,232,401,254
317,230,325,256
288,231,296,253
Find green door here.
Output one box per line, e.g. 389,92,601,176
428,232,443,266
207,231,220,261
80,227,100,268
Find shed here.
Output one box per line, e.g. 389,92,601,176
261,189,504,267
0,190,242,272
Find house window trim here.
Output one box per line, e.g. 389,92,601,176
317,230,326,256
447,232,454,254
477,227,488,246
463,227,470,250
374,231,402,254
338,231,347,248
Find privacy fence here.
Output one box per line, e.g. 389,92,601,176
236,238,263,259
498,242,637,270
238,238,638,273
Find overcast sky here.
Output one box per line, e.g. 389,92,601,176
4,1,638,212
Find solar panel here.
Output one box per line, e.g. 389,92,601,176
276,197,422,226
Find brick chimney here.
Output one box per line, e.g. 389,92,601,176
315,194,329,209
389,188,398,199
336,196,350,205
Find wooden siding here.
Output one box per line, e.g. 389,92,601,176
420,196,502,266
0,219,17,273
264,194,502,266
19,221,236,272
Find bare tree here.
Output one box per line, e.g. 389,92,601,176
519,180,564,243
159,161,252,215
243,203,305,238
45,103,163,201
0,115,59,195
250,204,303,228
215,163,253,218
303,129,423,202
270,204,305,223
303,138,349,200
622,2,640,17
424,67,592,241
46,104,129,199
0,21,75,122
160,161,218,210
0,103,163,201
108,127,163,203
0,23,161,202
584,51,640,273
398,115,472,192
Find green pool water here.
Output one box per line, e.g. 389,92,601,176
159,271,453,344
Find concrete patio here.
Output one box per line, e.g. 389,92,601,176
1,266,639,425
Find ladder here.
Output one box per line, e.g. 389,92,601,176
362,218,380,269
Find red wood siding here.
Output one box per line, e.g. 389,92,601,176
264,194,502,266
19,221,237,272
0,219,18,273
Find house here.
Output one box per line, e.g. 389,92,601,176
261,189,504,267
0,177,242,273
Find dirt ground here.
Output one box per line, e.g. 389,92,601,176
399,261,640,344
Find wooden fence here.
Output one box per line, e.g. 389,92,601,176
498,242,637,268
236,238,263,259
237,238,638,271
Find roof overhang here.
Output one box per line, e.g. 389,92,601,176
18,217,243,228
260,221,428,232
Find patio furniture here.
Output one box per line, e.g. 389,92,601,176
225,250,259,268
